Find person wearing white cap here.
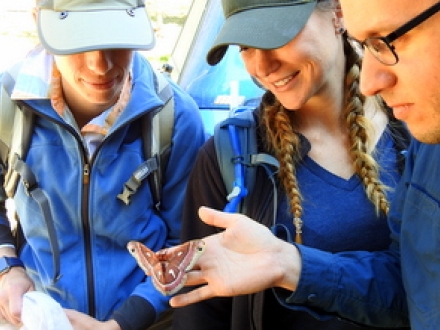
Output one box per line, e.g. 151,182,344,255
171,0,411,329
0,0,205,329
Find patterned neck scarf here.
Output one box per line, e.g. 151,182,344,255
50,61,132,137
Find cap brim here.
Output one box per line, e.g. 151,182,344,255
207,1,317,65
38,7,155,55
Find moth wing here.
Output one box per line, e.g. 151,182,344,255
127,241,158,276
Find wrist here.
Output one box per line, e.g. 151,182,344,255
105,319,121,330
274,241,302,291
0,256,24,276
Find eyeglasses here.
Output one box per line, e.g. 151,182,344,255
347,1,440,65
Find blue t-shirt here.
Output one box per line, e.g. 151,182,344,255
276,127,399,253
269,128,402,328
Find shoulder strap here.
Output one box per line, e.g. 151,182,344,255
214,108,279,214
0,63,35,198
0,65,60,280
117,70,174,208
0,63,22,165
146,71,175,209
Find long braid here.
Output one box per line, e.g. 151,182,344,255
260,0,391,245
342,34,390,215
261,92,304,243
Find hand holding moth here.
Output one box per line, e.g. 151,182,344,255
127,239,205,296
169,207,302,307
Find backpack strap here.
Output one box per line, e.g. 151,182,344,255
214,108,279,214
0,63,22,171
0,63,36,199
149,71,175,209
117,70,174,208
0,65,61,283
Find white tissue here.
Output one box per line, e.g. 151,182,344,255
0,291,73,330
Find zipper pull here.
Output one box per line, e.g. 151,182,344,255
83,164,90,185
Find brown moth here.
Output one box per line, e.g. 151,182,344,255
127,240,205,296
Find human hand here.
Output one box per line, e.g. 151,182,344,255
0,267,34,326
169,207,302,307
64,309,121,330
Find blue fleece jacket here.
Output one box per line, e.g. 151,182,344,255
0,48,206,329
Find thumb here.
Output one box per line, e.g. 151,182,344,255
198,206,239,229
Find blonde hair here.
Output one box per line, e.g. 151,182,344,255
260,2,390,242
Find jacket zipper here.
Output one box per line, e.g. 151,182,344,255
81,162,96,317
27,110,98,317
31,109,154,318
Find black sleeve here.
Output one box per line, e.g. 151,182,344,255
112,295,156,330
180,137,229,242
173,137,233,329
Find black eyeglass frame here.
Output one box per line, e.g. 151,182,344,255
348,1,440,65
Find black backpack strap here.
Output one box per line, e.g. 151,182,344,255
214,108,279,214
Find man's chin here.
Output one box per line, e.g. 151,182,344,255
410,128,440,145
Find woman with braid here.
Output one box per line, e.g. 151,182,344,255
172,0,410,329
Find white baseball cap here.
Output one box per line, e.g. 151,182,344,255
36,0,155,55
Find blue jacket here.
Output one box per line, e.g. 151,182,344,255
287,141,440,328
0,50,206,328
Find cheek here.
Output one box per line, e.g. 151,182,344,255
115,51,134,72
54,57,78,80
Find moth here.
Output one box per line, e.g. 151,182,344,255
127,240,205,296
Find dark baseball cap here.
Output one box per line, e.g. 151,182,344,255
207,0,318,65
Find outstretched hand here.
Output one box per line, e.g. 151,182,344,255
170,207,302,307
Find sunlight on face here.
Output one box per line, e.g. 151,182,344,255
240,10,344,111
53,49,133,111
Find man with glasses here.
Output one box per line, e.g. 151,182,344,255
339,1,440,329
170,0,439,329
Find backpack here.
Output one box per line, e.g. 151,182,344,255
214,107,279,214
0,63,174,208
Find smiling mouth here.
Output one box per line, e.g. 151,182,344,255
84,79,115,89
273,73,297,87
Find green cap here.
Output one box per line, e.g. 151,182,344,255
207,0,317,65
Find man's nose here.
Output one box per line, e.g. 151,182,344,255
359,51,397,97
85,50,113,74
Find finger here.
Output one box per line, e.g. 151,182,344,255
169,285,214,307
2,293,23,326
0,307,7,324
183,271,207,286
8,297,23,324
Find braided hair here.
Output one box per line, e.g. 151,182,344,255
260,0,390,242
